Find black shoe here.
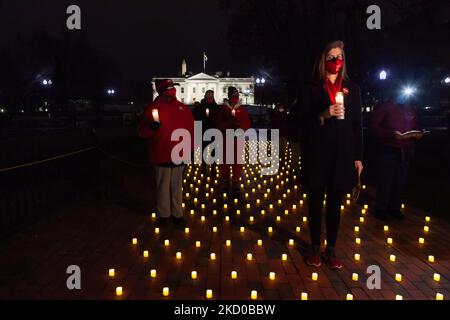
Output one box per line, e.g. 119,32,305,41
173,217,186,228
391,210,405,220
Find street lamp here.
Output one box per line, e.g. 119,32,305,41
107,89,116,95
42,79,52,86
379,70,387,80
403,86,416,97
444,76,450,85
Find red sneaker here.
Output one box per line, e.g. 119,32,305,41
306,255,321,267
325,256,343,270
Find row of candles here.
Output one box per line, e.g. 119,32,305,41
110,143,444,300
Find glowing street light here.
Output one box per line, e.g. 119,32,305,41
402,86,416,97
379,70,387,80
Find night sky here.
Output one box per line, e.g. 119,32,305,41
0,0,236,81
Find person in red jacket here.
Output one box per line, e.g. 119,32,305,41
213,86,251,195
138,79,194,227
369,95,423,221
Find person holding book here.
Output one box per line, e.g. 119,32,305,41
369,95,423,221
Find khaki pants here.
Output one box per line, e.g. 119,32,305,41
154,165,185,218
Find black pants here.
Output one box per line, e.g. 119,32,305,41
375,145,412,215
308,188,344,247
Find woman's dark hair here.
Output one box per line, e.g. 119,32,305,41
313,40,349,81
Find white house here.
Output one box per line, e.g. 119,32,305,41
152,72,255,105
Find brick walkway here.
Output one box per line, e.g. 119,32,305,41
0,143,449,300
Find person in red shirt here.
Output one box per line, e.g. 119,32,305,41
370,95,423,221
213,86,251,195
138,79,194,227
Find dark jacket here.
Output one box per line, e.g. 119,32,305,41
192,98,219,130
271,110,289,138
294,80,363,191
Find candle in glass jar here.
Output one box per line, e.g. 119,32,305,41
152,109,160,122
163,287,169,296
231,109,236,117
206,108,210,117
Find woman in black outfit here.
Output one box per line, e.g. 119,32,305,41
296,40,363,269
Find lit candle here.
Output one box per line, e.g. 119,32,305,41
354,253,360,261
257,239,263,246
433,273,440,282
301,292,308,300
155,227,160,234
150,269,156,278
364,204,368,209
132,238,138,245
231,271,237,279
354,226,359,232
143,250,149,258
282,254,288,261
226,240,231,247
387,237,393,244
206,289,213,299
247,253,253,261
312,273,318,281
240,226,245,233
231,109,236,117
384,225,389,232
152,109,160,122
395,273,402,282
185,227,190,234
360,217,365,223
268,227,273,233
335,92,344,120
196,241,201,248
210,253,216,261
303,217,307,222
151,213,156,219
176,252,182,259
425,216,431,222
289,239,295,246
213,226,217,233
419,237,425,244
395,294,403,300
269,272,276,280
201,216,205,221
424,226,429,232
163,287,169,296
436,293,444,300
191,271,197,279
428,255,435,263
355,238,361,245
206,108,210,117
352,273,358,281
225,216,230,221
116,286,123,296
109,268,115,278
296,226,301,233
390,254,396,262
251,290,258,300
164,239,170,247
346,293,353,300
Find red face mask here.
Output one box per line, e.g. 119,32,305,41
164,87,177,97
206,97,215,104
325,59,344,74
230,97,239,105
